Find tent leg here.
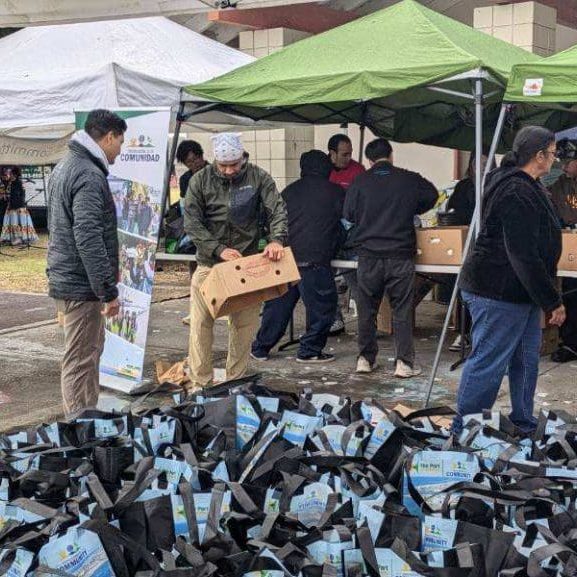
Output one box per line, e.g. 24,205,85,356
483,104,507,181
423,99,509,408
359,124,366,162
423,78,484,408
157,102,185,249
474,78,483,235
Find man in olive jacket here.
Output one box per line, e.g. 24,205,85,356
47,109,126,415
184,133,287,389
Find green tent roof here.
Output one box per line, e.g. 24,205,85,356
502,44,577,134
184,0,539,149
506,44,577,104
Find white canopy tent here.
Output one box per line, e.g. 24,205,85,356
0,16,257,163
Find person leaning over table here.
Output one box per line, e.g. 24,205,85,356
183,132,288,391
452,126,565,435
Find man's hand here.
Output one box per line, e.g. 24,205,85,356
220,248,242,261
549,304,566,327
263,241,284,262
102,298,120,318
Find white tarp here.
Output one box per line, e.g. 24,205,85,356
0,0,315,27
0,16,254,135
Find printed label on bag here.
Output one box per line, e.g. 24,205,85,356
280,410,323,447
0,502,44,530
38,527,116,577
291,482,333,527
236,396,261,450
2,548,34,577
365,420,396,459
307,534,355,577
153,457,195,487
403,451,479,517
257,396,279,413
422,516,458,552
360,402,387,426
358,501,385,542
344,548,421,577
77,417,128,439
312,425,363,456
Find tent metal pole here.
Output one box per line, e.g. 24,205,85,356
423,100,508,408
474,78,483,236
423,78,484,408
483,104,507,182
359,124,366,162
158,100,185,249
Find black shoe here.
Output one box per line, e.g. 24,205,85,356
296,353,335,364
551,346,577,363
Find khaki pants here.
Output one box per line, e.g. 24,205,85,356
189,266,261,389
55,300,105,416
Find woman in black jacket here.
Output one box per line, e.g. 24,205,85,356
0,166,38,246
453,127,565,434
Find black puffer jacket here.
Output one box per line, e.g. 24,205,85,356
459,167,562,312
47,140,119,302
283,150,345,265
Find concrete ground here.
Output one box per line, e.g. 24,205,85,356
1,276,576,433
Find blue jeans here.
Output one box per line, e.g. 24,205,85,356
452,291,541,434
252,264,338,358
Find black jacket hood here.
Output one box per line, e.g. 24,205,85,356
300,150,332,178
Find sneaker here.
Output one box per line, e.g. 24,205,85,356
356,356,377,373
394,360,422,378
250,351,269,361
182,315,190,325
449,334,470,352
551,346,577,363
449,335,462,352
296,353,335,364
329,318,345,335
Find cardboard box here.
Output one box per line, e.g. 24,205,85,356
416,226,468,265
201,248,301,319
541,326,559,356
560,231,577,272
540,303,560,356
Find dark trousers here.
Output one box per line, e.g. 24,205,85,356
252,264,338,358
356,256,415,366
561,278,577,349
453,291,541,433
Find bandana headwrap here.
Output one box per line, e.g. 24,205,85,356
211,133,244,163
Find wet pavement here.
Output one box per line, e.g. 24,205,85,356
0,291,575,432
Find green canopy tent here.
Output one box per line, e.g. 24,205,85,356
183,0,538,149
504,43,577,132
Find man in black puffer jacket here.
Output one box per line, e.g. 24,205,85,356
47,109,127,415
251,150,344,363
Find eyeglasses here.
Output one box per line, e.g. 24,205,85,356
542,149,558,159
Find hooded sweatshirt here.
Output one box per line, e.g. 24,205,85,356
282,150,345,265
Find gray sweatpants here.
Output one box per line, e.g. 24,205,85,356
356,256,415,366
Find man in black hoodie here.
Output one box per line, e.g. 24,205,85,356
344,138,438,377
251,150,345,363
